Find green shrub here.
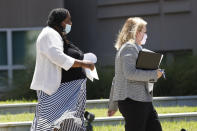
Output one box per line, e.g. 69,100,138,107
86,65,114,99
154,55,197,96
87,55,197,99
1,57,37,100
2,54,197,100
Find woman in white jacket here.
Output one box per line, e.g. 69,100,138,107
30,8,94,131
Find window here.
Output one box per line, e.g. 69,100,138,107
158,49,193,66
0,71,8,89
0,28,41,92
12,31,26,65
0,32,7,65
12,30,40,65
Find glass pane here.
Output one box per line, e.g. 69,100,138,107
13,69,24,80
0,70,8,91
25,30,40,60
12,31,26,65
174,50,192,62
12,30,40,65
0,32,7,65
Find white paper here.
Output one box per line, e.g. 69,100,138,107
83,53,99,81
159,55,163,66
83,53,97,63
148,83,154,92
142,48,154,53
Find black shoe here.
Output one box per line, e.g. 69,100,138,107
181,129,186,131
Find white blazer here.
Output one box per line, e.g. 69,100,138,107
30,26,75,95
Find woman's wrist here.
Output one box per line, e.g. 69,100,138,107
77,60,87,68
80,61,85,68
73,60,83,68
73,59,94,70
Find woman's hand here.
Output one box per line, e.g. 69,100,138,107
107,110,117,117
72,60,94,70
157,69,163,79
82,61,95,71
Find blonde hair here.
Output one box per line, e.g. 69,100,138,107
114,17,147,50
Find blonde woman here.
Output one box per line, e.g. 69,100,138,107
108,17,163,131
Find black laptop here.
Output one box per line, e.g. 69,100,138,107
136,50,163,70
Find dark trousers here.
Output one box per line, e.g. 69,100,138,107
118,98,162,131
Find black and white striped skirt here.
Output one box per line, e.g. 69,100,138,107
30,79,87,131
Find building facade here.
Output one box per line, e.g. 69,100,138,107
0,0,65,92
65,0,197,65
0,0,197,92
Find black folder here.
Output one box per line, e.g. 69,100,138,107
136,50,163,70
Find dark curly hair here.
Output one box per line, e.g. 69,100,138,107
47,8,69,32
47,8,69,43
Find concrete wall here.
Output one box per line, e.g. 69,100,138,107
0,0,64,28
65,0,197,65
1,0,196,65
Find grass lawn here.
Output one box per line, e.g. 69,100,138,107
0,106,197,123
0,99,37,104
0,115,196,131
0,106,197,131
93,121,197,131
0,114,196,130
86,106,197,117
0,113,34,123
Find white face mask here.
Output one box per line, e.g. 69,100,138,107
64,24,72,34
141,33,147,45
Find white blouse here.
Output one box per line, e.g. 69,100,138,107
30,26,75,95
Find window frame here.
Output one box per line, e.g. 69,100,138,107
0,27,42,83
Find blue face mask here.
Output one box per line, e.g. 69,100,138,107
64,23,71,34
